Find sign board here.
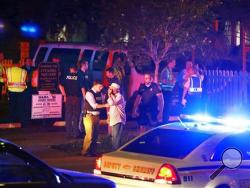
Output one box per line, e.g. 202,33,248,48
31,93,62,119
38,62,59,93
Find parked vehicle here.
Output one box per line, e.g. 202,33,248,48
0,138,115,188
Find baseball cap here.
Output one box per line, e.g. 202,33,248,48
110,83,120,89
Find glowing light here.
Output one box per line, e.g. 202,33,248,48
183,114,250,133
21,25,37,33
20,24,40,38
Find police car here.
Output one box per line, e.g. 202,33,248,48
94,114,250,188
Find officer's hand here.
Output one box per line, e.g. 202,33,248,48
181,98,187,106
63,95,67,103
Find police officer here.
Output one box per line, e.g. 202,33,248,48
182,64,204,115
160,59,176,123
132,73,164,133
77,59,92,135
6,66,27,126
81,80,108,157
0,53,5,101
59,64,83,138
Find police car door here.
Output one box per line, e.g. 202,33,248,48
210,132,250,188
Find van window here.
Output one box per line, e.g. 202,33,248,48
82,49,94,63
93,51,109,71
35,47,48,66
47,48,81,76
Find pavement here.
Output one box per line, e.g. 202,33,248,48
0,121,139,173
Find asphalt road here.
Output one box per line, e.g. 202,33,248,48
0,122,139,173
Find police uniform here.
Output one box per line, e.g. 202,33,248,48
81,89,103,156
160,67,175,123
77,70,93,133
60,72,82,138
183,74,203,114
6,67,27,125
137,82,162,126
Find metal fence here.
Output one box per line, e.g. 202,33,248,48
204,70,249,115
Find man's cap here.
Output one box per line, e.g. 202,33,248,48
110,83,120,89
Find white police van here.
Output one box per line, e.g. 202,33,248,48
94,114,250,188
33,42,127,86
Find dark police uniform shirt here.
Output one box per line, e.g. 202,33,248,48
138,82,162,108
60,72,82,97
78,70,92,91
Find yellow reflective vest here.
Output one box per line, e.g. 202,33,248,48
6,67,27,92
0,64,4,83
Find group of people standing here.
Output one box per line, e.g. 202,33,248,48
132,59,204,132
59,60,126,157
0,53,204,157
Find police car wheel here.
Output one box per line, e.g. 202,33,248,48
215,184,230,188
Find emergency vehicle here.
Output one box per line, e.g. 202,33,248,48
94,114,250,188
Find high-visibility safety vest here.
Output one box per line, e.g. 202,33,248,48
0,64,4,83
6,67,27,92
189,75,202,93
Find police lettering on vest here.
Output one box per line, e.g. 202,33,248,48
189,75,202,94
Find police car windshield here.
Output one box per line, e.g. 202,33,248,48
122,129,213,159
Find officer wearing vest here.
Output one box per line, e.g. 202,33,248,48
160,59,176,123
182,64,204,115
81,80,108,157
0,53,5,101
6,66,27,125
59,64,83,138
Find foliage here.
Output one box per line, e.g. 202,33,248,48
97,0,228,81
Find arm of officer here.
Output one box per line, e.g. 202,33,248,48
86,92,108,109
59,84,66,102
132,95,141,117
81,88,86,98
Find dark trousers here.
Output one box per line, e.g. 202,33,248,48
162,90,173,123
82,114,100,155
23,87,32,125
112,123,123,150
183,94,202,115
8,91,25,124
65,96,81,138
78,99,85,135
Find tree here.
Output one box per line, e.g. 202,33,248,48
97,0,227,82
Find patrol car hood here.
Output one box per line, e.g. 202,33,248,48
100,151,187,180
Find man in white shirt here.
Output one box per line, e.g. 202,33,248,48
107,83,126,150
81,80,108,157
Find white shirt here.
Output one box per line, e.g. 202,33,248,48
85,88,100,115
107,92,126,126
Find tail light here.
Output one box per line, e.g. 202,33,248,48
155,164,181,185
94,156,102,175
